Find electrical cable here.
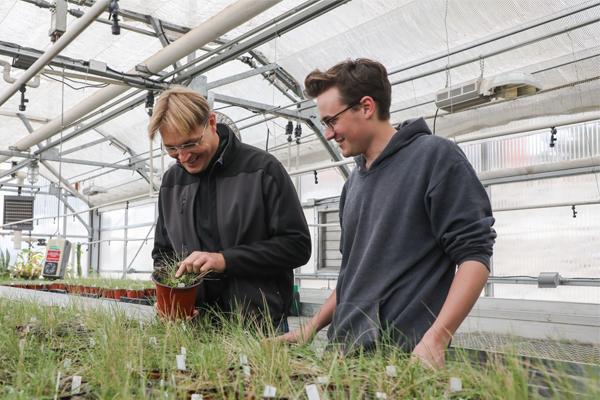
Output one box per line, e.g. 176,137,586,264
42,73,108,90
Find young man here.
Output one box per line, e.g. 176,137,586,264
148,86,311,331
280,59,496,367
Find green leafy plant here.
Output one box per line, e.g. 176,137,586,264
11,248,44,280
153,253,207,288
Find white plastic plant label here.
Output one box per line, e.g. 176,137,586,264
316,376,329,385
71,375,82,395
180,346,187,355
305,384,321,400
262,385,277,398
375,392,387,399
176,354,186,371
385,365,397,377
239,354,248,366
242,365,251,377
449,377,462,392
53,371,61,400
190,394,202,400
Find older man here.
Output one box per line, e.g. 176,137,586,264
149,86,311,331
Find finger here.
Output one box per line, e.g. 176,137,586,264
192,257,209,274
175,262,187,278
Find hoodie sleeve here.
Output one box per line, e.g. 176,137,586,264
426,160,496,269
221,160,311,277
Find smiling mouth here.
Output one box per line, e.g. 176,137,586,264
186,155,200,165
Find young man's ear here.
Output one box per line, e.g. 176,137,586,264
359,96,377,120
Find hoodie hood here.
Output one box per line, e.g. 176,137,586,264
356,117,432,171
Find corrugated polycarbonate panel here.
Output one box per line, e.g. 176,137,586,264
460,120,600,173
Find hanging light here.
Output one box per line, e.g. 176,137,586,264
27,160,39,185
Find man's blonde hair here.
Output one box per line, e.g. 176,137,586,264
148,86,211,140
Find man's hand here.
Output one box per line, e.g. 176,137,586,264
175,251,226,278
411,328,450,369
278,324,316,345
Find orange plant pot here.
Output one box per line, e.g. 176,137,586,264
152,273,200,320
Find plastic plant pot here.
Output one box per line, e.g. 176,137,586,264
114,289,127,300
126,289,142,299
152,272,201,320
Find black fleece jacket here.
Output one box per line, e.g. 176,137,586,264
152,123,311,321
328,118,496,351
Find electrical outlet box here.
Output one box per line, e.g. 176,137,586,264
42,238,72,279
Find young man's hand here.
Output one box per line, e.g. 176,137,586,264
411,329,448,369
175,251,226,278
277,324,316,344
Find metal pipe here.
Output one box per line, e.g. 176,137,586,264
390,15,600,86
292,273,600,287
0,0,281,161
387,1,600,76
478,156,600,182
287,159,355,177
493,199,600,213
0,0,111,108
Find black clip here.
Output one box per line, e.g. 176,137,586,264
572,205,577,218
313,170,318,184
549,127,557,148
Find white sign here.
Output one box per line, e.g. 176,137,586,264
239,354,248,366
176,354,186,371
385,365,397,377
71,375,82,395
263,385,277,398
242,365,251,378
305,384,321,400
449,377,462,392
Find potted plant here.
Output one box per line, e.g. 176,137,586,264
11,248,44,281
151,255,207,320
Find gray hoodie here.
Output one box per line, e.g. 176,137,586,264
328,118,496,351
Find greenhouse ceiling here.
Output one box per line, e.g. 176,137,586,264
0,0,599,207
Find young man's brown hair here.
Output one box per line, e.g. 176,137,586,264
304,58,392,121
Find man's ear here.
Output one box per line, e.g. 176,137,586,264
208,112,218,132
359,96,377,120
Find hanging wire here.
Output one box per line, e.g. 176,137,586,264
52,66,66,237
566,31,600,200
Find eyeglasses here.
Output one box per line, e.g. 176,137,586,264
320,103,359,130
163,125,206,155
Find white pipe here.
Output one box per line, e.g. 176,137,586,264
0,0,110,108
0,60,41,88
0,0,281,162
